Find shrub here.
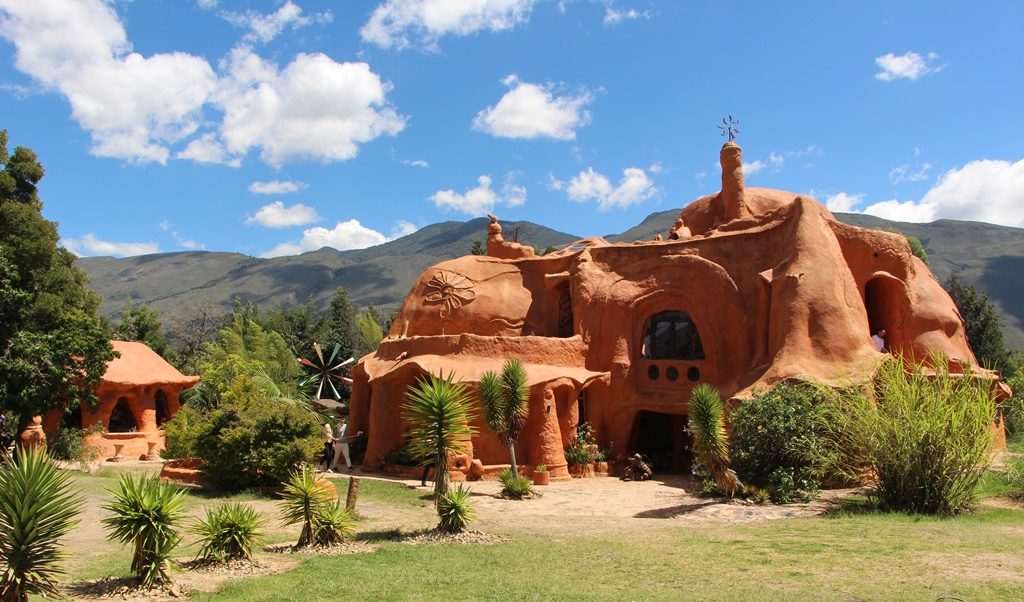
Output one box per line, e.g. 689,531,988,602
194,392,322,490
826,358,996,515
498,467,533,499
436,484,474,533
278,464,334,548
564,421,596,466
48,423,103,467
730,382,827,504
103,474,186,587
193,502,265,562
160,402,207,460
1007,457,1024,501
688,384,742,497
313,502,354,546
383,444,419,467
0,446,82,600
1003,371,1024,439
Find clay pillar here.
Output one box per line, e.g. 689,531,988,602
720,142,752,222
537,387,570,478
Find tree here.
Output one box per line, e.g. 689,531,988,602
164,299,219,375
945,275,1014,376
0,130,115,425
258,298,329,357
112,301,169,357
469,239,486,256
326,289,358,361
477,359,530,477
403,372,476,500
355,309,384,358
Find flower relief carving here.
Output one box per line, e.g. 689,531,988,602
423,270,477,318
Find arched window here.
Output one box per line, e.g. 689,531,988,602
109,397,138,433
642,311,705,360
155,389,170,427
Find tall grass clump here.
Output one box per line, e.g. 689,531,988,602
497,467,533,499
823,356,996,515
688,384,742,497
278,464,355,548
0,447,81,601
103,475,186,587
436,484,474,533
193,502,265,562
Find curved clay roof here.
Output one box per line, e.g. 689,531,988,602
102,341,200,387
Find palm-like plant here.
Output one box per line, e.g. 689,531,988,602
478,359,530,477
689,384,743,497
313,501,354,546
278,464,333,548
436,484,474,534
193,502,265,562
404,371,477,500
0,446,82,601
102,474,187,587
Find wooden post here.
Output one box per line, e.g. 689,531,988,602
345,476,361,511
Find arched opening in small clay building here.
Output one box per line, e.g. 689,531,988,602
641,311,705,360
557,283,574,338
864,276,904,345
629,411,691,473
155,389,170,427
108,397,138,433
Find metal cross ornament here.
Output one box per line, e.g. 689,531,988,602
717,115,740,142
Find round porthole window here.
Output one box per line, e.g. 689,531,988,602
687,367,700,382
648,365,660,380
666,366,679,382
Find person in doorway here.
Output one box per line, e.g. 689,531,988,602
329,412,363,472
321,418,336,471
872,328,887,352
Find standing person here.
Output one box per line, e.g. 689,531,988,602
330,411,363,472
419,457,435,487
872,328,887,352
321,417,336,471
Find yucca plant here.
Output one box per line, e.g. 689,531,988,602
102,474,186,587
404,371,477,500
497,467,532,500
0,446,82,602
278,464,333,548
478,359,530,477
313,501,355,546
436,484,474,533
689,384,742,497
193,502,265,562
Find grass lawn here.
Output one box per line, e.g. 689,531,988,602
58,467,1024,601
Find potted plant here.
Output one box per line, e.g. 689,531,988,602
533,464,550,486
593,449,609,475
565,422,597,478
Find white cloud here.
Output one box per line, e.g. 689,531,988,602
430,174,526,216
246,201,321,228
62,234,160,257
248,180,307,194
853,158,1024,227
553,166,655,210
769,151,784,167
603,7,652,26
215,46,406,166
261,219,412,257
472,75,592,141
874,51,943,81
361,0,534,50
401,159,430,168
889,162,932,184
219,1,332,44
171,231,205,250
744,159,766,176
0,1,403,167
197,0,218,9
824,192,864,212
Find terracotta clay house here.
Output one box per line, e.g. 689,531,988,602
45,340,199,461
350,141,989,480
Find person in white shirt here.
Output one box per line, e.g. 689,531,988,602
330,413,363,472
872,328,887,352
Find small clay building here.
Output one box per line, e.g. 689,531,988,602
46,340,199,461
350,141,988,479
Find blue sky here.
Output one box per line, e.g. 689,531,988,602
1,0,1021,258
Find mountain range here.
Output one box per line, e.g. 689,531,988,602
77,210,1024,350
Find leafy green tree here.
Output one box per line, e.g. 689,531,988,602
905,235,929,266
945,275,1014,376
478,359,529,477
403,371,477,500
0,130,114,425
469,239,486,255
112,301,169,357
258,298,329,357
326,289,358,361
355,309,384,357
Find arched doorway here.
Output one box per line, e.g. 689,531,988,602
155,389,170,427
630,411,691,473
108,397,138,433
865,275,907,349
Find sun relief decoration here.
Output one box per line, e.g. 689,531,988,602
424,270,477,318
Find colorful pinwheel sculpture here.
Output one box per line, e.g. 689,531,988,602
298,342,355,400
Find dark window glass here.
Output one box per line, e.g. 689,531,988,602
666,366,679,381
647,365,660,380
642,311,705,360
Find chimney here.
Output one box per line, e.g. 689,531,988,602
720,141,752,222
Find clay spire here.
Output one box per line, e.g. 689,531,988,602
720,141,752,222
